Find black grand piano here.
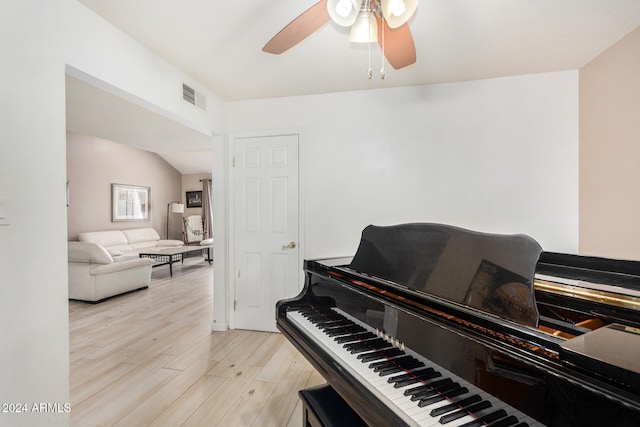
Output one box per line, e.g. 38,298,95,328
276,223,640,427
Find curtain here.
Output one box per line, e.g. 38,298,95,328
202,179,213,239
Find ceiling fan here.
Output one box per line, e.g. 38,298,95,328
262,0,418,71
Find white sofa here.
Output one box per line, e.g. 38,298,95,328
77,228,183,259
68,241,155,302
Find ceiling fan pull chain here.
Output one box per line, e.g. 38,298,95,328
368,43,373,79
381,15,386,79
368,8,373,79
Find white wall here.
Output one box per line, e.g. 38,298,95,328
64,0,224,137
0,1,70,425
1,1,227,423
226,71,579,259
66,133,184,240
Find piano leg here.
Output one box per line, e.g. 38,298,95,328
299,384,367,427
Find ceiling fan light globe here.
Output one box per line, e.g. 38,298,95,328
349,10,378,43
381,0,417,28
336,0,353,17
392,2,406,16
328,0,363,26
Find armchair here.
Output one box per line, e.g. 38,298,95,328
68,241,154,302
183,215,204,245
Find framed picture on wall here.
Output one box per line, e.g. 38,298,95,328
186,191,203,208
112,183,150,221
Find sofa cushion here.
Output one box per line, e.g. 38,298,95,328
89,257,154,275
129,240,159,250
122,228,160,244
129,239,183,251
107,248,123,257
68,241,113,264
157,239,185,247
78,230,128,248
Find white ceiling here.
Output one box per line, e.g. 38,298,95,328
67,0,640,173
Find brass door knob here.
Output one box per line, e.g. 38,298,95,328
282,241,297,250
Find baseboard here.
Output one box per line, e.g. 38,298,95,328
211,321,228,331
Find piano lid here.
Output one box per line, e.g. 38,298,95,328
348,223,543,326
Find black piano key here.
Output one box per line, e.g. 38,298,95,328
393,374,441,388
357,347,404,362
326,327,367,337
397,357,424,368
296,310,316,318
370,355,411,368
377,359,425,376
404,378,453,397
439,400,492,424
487,415,519,427
371,355,415,370
430,394,480,417
388,367,435,382
313,310,337,316
317,312,343,318
322,325,355,333
344,343,376,354
361,338,391,350
343,342,370,352
343,338,379,351
352,345,391,355
326,325,366,336
416,384,464,406
458,409,509,427
302,312,337,320
344,338,389,353
512,423,529,427
320,318,343,323
376,365,403,376
334,332,375,343
305,311,341,318
412,381,459,402
307,316,341,323
317,319,351,327
388,367,440,387
419,387,470,409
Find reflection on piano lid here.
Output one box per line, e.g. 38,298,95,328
560,323,640,393
277,223,640,427
349,223,543,327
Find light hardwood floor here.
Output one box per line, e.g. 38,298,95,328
69,255,324,426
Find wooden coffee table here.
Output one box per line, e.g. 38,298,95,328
139,245,212,277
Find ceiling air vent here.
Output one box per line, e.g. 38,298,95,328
182,83,206,111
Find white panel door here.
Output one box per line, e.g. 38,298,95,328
234,134,299,332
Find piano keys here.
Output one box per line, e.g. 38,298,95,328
276,223,640,426
288,305,542,426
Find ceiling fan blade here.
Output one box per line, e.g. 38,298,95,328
375,15,416,70
263,0,331,54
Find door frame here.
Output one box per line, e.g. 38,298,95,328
227,128,305,330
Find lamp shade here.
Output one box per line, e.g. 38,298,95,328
171,203,185,214
327,0,363,27
349,10,378,43
381,0,417,28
